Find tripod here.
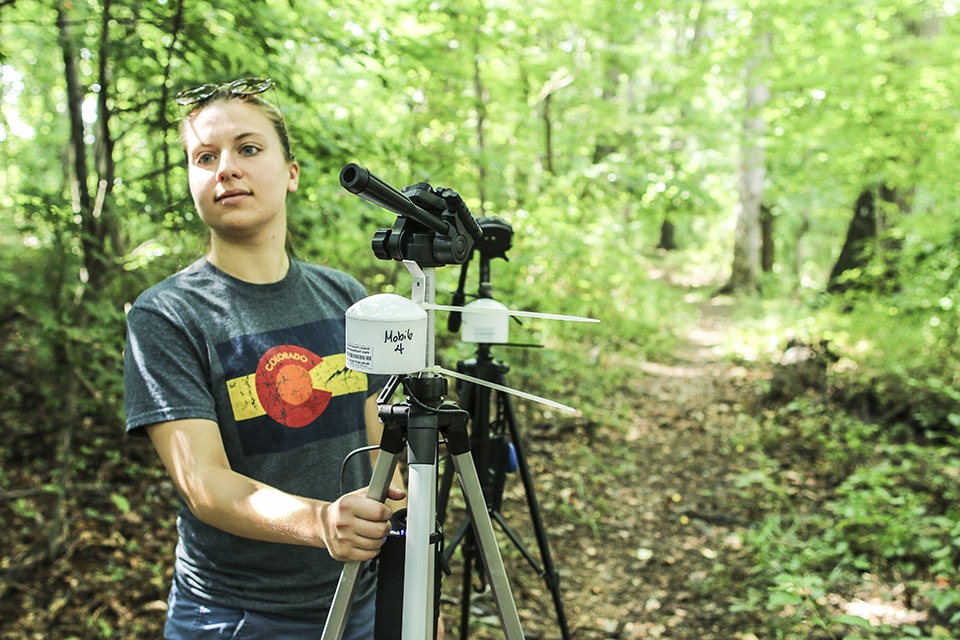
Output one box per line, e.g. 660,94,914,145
437,215,570,639
437,342,571,640
323,160,527,639
322,368,525,640
327,164,591,640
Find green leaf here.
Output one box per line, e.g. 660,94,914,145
766,590,803,610
833,614,872,629
110,493,131,515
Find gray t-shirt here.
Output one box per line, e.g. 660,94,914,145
124,257,384,620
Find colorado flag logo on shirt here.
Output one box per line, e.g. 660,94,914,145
216,320,368,454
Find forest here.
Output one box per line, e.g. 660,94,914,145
1,0,959,638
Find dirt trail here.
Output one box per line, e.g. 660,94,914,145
443,295,766,639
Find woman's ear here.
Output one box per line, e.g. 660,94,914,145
288,161,301,193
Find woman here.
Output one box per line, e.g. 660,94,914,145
124,78,405,639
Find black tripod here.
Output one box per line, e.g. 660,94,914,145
438,344,571,640
438,217,571,640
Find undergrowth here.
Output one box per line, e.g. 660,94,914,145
681,269,960,639
725,395,960,639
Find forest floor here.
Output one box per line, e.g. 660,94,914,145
1,278,779,639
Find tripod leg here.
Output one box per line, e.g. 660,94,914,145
457,531,476,640
446,424,524,640
499,389,572,640
322,444,403,640
403,411,441,640
437,455,456,528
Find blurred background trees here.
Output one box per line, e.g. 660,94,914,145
3,0,955,397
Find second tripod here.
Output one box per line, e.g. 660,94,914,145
438,344,572,640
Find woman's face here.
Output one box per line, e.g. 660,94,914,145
181,99,299,243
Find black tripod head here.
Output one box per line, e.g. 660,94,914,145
340,163,483,268
473,216,513,262
448,216,514,332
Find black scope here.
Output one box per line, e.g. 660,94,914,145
340,163,483,267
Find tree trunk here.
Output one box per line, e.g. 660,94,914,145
57,3,91,215
536,69,574,177
471,34,488,216
658,217,677,251
828,188,877,291
760,204,774,273
828,185,912,292
50,0,87,559
539,94,554,175
722,32,769,294
49,0,119,559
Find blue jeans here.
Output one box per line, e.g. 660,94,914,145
164,582,376,640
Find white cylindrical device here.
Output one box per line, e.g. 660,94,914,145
345,293,428,374
461,297,510,344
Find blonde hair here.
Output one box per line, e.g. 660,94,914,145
178,91,296,163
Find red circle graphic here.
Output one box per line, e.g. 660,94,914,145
255,345,332,428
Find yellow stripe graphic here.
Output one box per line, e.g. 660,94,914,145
226,353,368,421
227,373,263,421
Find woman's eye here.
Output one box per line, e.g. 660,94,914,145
240,144,260,156
196,152,216,165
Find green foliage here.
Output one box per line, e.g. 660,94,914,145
821,220,960,440
726,397,960,638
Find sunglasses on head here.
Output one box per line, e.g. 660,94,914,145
175,77,274,106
